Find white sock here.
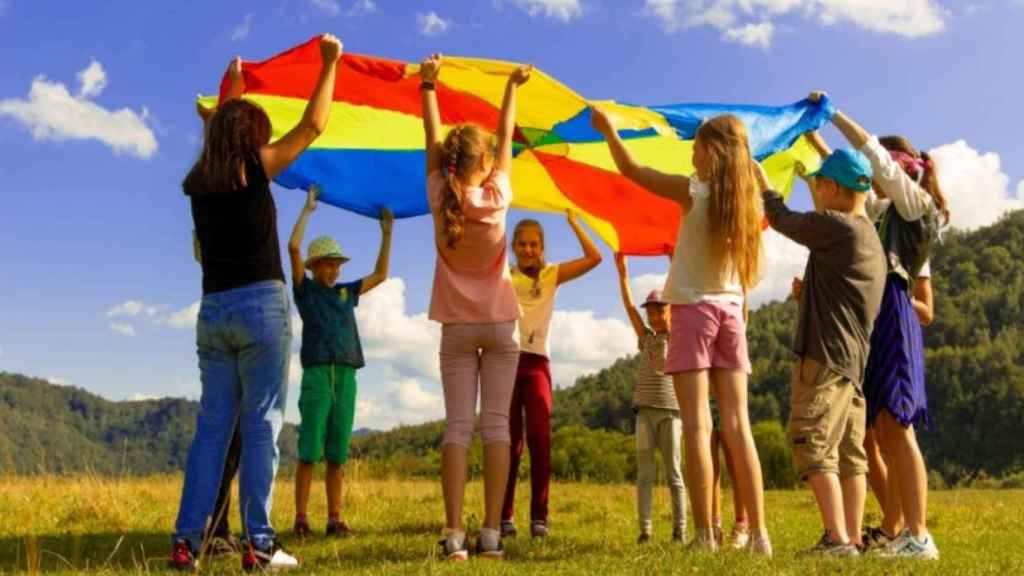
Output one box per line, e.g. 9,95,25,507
443,529,465,551
479,527,501,550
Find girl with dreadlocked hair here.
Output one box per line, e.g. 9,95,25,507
419,53,531,561
819,92,948,560
591,108,772,555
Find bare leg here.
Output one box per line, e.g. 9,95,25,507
674,370,713,533
295,462,314,519
841,474,867,547
441,445,468,531
710,430,722,527
712,369,767,538
807,472,849,543
864,429,888,515
719,428,748,524
482,442,511,530
326,462,344,520
877,411,929,538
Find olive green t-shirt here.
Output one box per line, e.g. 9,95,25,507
763,190,887,387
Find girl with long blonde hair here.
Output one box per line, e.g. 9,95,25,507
591,109,771,554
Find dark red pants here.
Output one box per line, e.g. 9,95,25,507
501,352,552,523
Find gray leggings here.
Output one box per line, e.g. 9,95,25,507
636,407,687,533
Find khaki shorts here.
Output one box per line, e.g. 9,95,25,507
788,357,868,480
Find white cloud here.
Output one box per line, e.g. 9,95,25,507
353,374,445,430
231,13,253,41
310,0,341,16
722,21,774,47
644,0,948,47
350,0,377,14
162,301,200,330
417,11,451,36
107,300,159,318
76,60,107,98
928,140,1024,230
547,310,636,387
109,322,137,336
0,61,157,158
48,376,72,386
752,228,810,307
508,0,583,21
128,393,159,401
356,278,441,382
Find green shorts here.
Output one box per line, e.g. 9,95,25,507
297,363,357,464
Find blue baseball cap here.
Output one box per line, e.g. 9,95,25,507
807,148,873,192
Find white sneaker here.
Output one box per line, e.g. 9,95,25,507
747,533,773,557
242,541,299,572
876,529,939,560
729,524,751,549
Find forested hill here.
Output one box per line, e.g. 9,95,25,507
0,373,298,475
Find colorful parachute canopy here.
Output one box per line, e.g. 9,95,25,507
202,36,832,255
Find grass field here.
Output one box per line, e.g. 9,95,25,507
1,470,1022,574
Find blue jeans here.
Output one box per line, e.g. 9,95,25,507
173,280,292,551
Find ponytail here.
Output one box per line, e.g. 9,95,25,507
919,151,950,226
438,124,494,249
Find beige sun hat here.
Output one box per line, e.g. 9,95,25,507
305,236,349,269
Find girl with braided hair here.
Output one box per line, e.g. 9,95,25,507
419,53,531,561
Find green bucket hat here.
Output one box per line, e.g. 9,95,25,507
305,236,349,269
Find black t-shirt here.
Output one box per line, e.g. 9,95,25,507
188,159,285,295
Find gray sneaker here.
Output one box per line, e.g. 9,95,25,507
500,520,517,539
530,520,549,539
801,531,860,557
687,529,719,553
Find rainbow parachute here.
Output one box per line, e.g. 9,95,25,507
202,37,832,255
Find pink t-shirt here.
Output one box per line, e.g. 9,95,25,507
427,169,521,324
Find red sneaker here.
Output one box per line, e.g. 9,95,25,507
168,539,196,572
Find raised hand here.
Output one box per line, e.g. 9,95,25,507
320,34,343,65
380,206,394,234
304,186,320,212
566,209,578,227
228,56,243,80
509,64,532,86
420,53,442,81
808,91,827,103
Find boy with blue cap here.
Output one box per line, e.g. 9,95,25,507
756,142,887,557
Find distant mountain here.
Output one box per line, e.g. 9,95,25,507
0,373,298,475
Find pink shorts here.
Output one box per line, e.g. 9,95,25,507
666,302,751,374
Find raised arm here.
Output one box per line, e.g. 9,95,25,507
836,107,932,221
556,210,603,285
419,54,444,175
590,105,692,212
360,208,394,294
288,188,319,287
495,65,532,174
260,34,342,180
614,253,646,339
196,57,245,127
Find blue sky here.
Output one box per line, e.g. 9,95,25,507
1,0,1022,429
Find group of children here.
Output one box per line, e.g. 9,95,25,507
178,34,948,569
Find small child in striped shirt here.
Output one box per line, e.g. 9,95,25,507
615,254,687,544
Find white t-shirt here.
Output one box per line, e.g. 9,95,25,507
662,177,748,306
512,264,559,357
